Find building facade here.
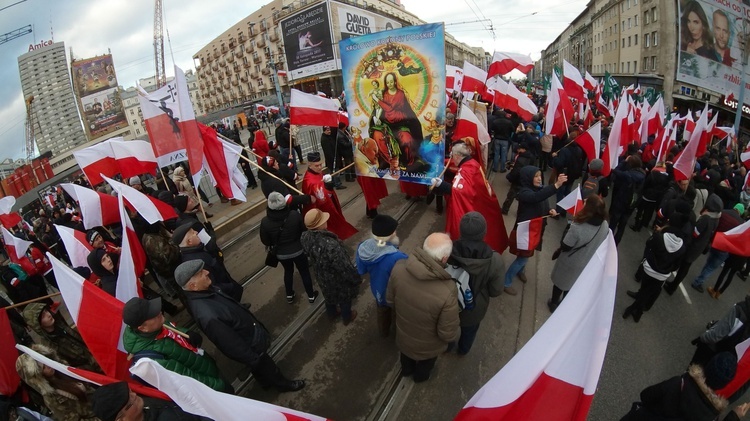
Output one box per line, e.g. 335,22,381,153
18,41,87,156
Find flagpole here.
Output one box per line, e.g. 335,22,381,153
429,164,450,192
193,186,210,223
3,292,61,310
236,153,304,195
159,168,170,191
163,323,190,338
562,110,570,136
330,162,356,177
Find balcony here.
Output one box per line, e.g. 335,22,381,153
234,50,243,58
243,62,252,68
233,66,241,73
221,46,228,53
231,79,238,86
213,51,220,59
211,63,218,71
218,60,227,67
240,76,248,82
269,32,279,42
261,68,271,76
223,82,230,89
229,39,236,48
211,77,217,83
227,55,235,62
250,72,259,79
253,56,262,64
238,35,247,43
218,74,224,80
257,38,266,48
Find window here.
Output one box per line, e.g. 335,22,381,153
634,60,637,73
622,20,626,30
635,15,638,26
653,31,658,46
627,62,630,73
634,34,638,45
628,18,632,29
652,7,657,22
634,0,637,4
652,56,657,71
615,23,618,33
621,62,624,72
627,0,631,9
645,33,650,46
622,38,625,47
645,11,649,24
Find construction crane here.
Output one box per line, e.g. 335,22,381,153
153,0,166,88
24,95,40,161
0,24,32,46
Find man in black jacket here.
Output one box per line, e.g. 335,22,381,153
502,142,534,215
176,260,305,393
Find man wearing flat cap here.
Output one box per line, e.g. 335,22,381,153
302,151,358,240
174,260,305,393
91,381,208,421
121,297,230,393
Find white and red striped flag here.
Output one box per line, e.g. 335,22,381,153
73,141,120,186
673,104,709,181
583,71,598,93
742,147,750,170
1,227,32,260
116,193,145,301
712,219,750,257
558,186,584,214
199,123,248,202
102,175,177,224
289,89,339,127
454,102,492,145
544,74,575,138
602,93,629,177
454,233,617,421
718,336,750,399
131,358,330,421
646,97,665,137
48,252,130,379
0,197,22,230
446,65,460,93
487,52,534,78
485,77,509,109
338,111,349,127
55,225,93,269
515,217,543,251
461,61,488,97
0,309,20,396
60,183,120,229
562,60,586,102
506,82,538,121
575,122,601,161
109,139,158,179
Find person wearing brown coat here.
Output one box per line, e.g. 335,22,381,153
386,233,460,383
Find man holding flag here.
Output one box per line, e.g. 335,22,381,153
302,152,358,241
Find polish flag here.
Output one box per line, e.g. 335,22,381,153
446,65,460,93
338,111,349,127
199,124,248,202
48,252,130,379
712,219,750,257
506,82,538,121
131,358,330,421
646,97,665,137
0,197,22,230
682,112,695,142
544,74,575,138
109,139,158,179
515,218,544,251
0,309,20,396
116,194,145,302
55,225,93,269
698,111,718,157
562,60,586,102
487,52,534,78
454,102,492,146
486,77,509,109
557,187,584,215
656,122,678,165
455,233,617,421
454,68,464,94
741,147,750,170
139,66,205,186
673,104,708,181
461,61,488,97
60,183,120,229
583,71,598,92
256,104,267,112
602,93,629,177
16,344,168,400
582,103,595,130
73,141,119,186
594,85,610,118
575,122,601,161
1,227,32,260
102,175,177,224
290,89,339,127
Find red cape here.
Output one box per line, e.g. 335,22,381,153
302,171,358,240
357,176,389,209
445,159,508,252
399,180,429,197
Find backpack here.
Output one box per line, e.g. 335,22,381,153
445,264,475,311
581,174,604,199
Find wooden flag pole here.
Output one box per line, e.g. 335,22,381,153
3,292,61,310
163,323,190,338
237,154,303,195
428,164,451,192
330,162,355,177
193,186,209,222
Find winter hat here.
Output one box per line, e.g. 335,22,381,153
173,195,189,213
122,297,162,329
668,212,688,230
267,192,287,210
734,203,745,214
304,209,330,230
129,176,141,186
86,229,101,245
171,222,194,246
459,212,487,241
372,215,398,237
87,248,110,277
307,152,322,162
589,159,604,172
91,381,130,421
173,166,185,177
157,191,175,206
174,260,205,287
704,352,737,390
704,193,723,213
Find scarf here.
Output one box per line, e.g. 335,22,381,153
156,323,199,354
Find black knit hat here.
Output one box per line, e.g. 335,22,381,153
460,212,486,241
372,215,398,237
307,152,322,162
86,229,101,245
173,195,189,213
704,352,737,390
91,381,130,421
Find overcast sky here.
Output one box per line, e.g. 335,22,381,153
0,0,586,161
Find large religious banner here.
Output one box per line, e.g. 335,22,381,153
71,55,127,140
339,23,446,185
676,0,750,100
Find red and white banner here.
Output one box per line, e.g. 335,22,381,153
48,252,130,379
557,187,584,215
515,218,543,251
602,93,629,177
131,358,329,421
487,51,534,78
199,124,247,202
461,61,488,97
55,225,94,269
0,309,20,396
485,77,509,109
446,64,461,93
718,337,750,398
454,233,617,421
289,89,340,127
674,104,709,181
102,176,177,224
562,60,585,102
454,102,492,146
544,74,575,138
116,194,145,302
0,197,22,230
712,219,750,257
60,183,120,229
506,82,538,121
1,227,32,260
109,139,158,179
575,122,601,161
583,71,598,92
73,141,119,186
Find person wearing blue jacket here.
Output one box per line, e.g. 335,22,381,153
356,215,407,337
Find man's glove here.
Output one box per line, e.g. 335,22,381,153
186,330,203,348
430,178,442,188
323,174,332,183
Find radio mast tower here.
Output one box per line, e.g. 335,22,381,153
153,0,166,88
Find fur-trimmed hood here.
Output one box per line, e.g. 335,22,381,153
688,364,729,412
15,344,77,399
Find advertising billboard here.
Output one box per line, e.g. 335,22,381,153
72,55,127,140
676,0,750,100
340,23,446,185
280,2,336,81
330,1,402,40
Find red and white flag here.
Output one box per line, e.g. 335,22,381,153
1,227,32,260
338,111,349,127
55,225,93,269
446,65,460,93
486,77,509,109
102,175,177,224
515,218,543,251
673,104,708,181
0,197,22,230
583,71,598,92
199,124,247,202
718,337,750,399
557,187,584,215
682,112,696,142
455,233,617,421
602,93,629,176
544,74,575,138
506,82,538,121
48,252,130,379
461,61,488,97
454,68,464,94
487,51,534,78
575,121,601,161
289,89,339,127
0,309,20,396
109,139,158,179
454,103,492,145
712,219,750,257
73,141,120,186
646,97,665,137
562,60,586,102
60,183,120,229
131,358,330,421
116,194,145,301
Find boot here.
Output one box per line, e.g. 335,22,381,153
376,306,392,337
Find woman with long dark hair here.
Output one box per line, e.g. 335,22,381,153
680,0,716,59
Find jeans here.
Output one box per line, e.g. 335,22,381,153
692,249,729,287
325,301,353,322
505,256,529,287
457,324,480,355
493,139,509,172
279,254,315,297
